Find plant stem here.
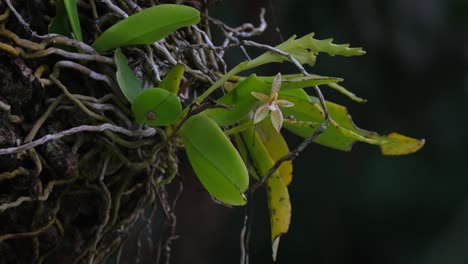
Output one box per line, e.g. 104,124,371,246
194,62,246,104
224,120,254,136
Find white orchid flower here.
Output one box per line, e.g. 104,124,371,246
251,73,294,132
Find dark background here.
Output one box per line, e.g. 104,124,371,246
172,0,468,263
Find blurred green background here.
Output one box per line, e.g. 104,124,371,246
171,0,468,263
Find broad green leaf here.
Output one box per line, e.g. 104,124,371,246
280,88,313,102
255,120,293,185
92,4,200,52
281,95,425,155
238,74,365,102
115,48,141,103
159,64,185,95
244,33,366,69
49,0,72,37
204,74,270,126
63,0,82,40
132,88,182,126
238,127,291,261
180,114,248,206
256,74,343,91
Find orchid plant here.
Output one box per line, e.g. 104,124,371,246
51,2,425,261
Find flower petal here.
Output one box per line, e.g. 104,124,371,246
251,92,269,102
253,104,270,124
276,99,294,108
270,106,283,132
268,101,277,111
271,73,282,97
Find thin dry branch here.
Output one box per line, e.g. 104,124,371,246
0,124,156,156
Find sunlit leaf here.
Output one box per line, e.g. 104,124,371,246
114,48,141,103
131,88,182,126
92,4,200,52
180,114,249,206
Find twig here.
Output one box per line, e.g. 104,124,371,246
48,61,116,91
0,218,57,243
208,8,267,38
0,100,11,111
0,167,29,181
49,75,114,124
41,37,97,54
23,48,113,64
0,124,156,156
24,95,65,143
100,0,129,18
0,176,78,212
88,158,112,264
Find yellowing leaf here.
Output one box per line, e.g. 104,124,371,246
180,114,249,206
256,120,293,185
378,133,425,155
266,173,291,261
237,127,291,260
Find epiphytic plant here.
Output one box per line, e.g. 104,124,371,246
0,1,424,262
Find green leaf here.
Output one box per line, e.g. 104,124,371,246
180,114,249,206
63,0,82,40
236,73,365,102
159,63,185,95
281,95,425,155
49,0,72,37
204,74,270,126
115,48,141,103
244,33,365,69
279,88,315,102
131,88,182,126
255,73,343,91
92,4,200,53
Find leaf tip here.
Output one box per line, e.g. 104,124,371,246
380,133,425,155
272,235,281,261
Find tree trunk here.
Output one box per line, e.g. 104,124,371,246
0,1,240,263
